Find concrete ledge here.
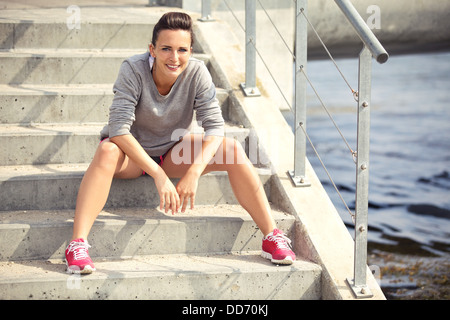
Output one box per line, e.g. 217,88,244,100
0,6,177,50
0,122,247,166
0,164,273,211
0,205,295,261
0,49,141,85
0,124,102,165
0,84,112,124
0,84,229,124
0,22,156,50
0,253,321,300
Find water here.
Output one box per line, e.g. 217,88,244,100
283,51,450,257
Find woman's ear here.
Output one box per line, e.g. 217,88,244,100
149,44,155,58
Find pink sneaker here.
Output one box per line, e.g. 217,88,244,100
262,229,296,265
65,238,96,274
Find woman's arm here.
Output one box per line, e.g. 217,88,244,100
110,134,180,214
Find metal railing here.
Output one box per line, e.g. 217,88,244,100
199,0,388,299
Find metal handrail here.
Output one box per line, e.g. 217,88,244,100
334,0,389,64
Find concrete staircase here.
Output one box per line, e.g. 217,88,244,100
0,5,322,299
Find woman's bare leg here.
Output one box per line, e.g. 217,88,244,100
71,139,143,240
162,134,277,236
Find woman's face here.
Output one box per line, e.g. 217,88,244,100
149,29,192,83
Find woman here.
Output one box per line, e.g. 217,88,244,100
65,12,295,274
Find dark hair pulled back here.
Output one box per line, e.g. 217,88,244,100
151,12,194,47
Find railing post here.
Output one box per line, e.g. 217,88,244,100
240,0,260,97
289,0,310,187
199,0,215,22
346,45,373,299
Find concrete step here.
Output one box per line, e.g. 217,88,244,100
0,50,211,85
0,123,103,165
0,204,294,261
0,19,155,51
0,122,249,166
0,164,273,211
0,49,141,85
0,84,230,124
0,6,182,51
0,253,322,300
0,84,112,124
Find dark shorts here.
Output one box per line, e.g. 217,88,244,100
150,154,166,166
140,153,167,176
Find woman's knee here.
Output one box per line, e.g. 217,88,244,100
94,140,124,171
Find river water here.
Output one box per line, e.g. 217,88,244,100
283,51,450,258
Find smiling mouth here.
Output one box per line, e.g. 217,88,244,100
166,64,180,71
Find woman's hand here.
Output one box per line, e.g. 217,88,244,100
172,135,222,212
176,170,200,213
109,135,181,214
154,172,180,214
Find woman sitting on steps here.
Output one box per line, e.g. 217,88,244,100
65,11,296,274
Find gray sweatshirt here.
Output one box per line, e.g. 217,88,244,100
100,52,225,156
